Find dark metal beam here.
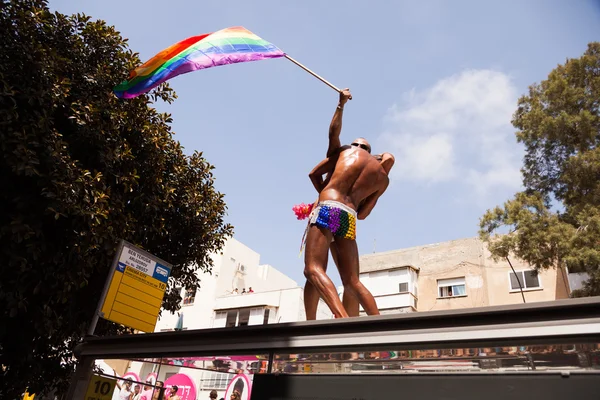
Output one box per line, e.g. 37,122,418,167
76,297,600,359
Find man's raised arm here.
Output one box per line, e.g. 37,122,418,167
327,88,352,157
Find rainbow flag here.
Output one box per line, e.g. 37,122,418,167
114,26,285,99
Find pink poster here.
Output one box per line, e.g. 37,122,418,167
122,372,141,384
164,373,197,400
224,374,253,400
145,372,158,385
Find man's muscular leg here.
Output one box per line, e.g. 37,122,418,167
334,238,379,316
304,226,349,318
304,242,358,319
331,243,360,317
303,281,320,320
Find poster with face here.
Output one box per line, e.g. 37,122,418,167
224,374,253,400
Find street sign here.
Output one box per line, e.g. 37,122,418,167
98,240,172,332
85,375,116,400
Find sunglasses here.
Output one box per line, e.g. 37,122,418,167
351,142,371,153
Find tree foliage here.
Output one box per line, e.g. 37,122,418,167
0,0,233,397
480,42,600,296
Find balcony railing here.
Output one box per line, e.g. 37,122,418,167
364,292,417,311
213,288,301,310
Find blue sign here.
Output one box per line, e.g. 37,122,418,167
116,262,126,273
152,262,171,283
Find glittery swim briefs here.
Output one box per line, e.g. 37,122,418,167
309,200,357,240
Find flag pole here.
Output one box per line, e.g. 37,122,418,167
284,55,341,93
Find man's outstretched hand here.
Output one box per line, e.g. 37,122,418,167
339,88,352,106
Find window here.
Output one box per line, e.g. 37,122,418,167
437,277,467,298
213,312,226,328
263,309,270,325
199,371,235,390
225,310,237,327
223,309,254,327
510,270,541,291
238,309,250,326
183,288,195,305
366,268,414,296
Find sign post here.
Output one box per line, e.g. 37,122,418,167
88,240,172,335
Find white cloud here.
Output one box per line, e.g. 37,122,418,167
378,69,523,198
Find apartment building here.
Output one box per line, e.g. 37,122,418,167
354,236,571,315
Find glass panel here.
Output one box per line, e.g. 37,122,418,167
184,288,196,305
524,270,540,288
440,285,463,297
399,282,408,293
510,272,523,290
199,370,235,390
452,284,466,296
96,354,269,400
214,312,227,328
160,355,268,374
94,357,165,399
238,309,250,326
225,311,237,327
273,343,600,374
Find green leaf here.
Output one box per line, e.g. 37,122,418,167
0,1,233,398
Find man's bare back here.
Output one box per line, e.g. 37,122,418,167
304,144,388,318
310,145,389,217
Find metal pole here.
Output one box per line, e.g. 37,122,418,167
87,240,125,336
267,351,275,374
284,55,341,93
64,356,94,400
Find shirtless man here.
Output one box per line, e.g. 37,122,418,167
303,142,391,318
303,151,394,318
303,89,394,319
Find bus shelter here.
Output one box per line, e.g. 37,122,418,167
67,297,600,400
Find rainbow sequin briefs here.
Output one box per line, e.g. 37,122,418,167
309,200,357,240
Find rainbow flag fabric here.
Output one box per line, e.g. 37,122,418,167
114,26,285,99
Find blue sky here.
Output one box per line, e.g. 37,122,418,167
51,0,600,287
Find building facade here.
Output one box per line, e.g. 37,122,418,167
355,236,572,315
155,237,332,332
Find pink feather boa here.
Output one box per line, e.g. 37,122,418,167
292,202,314,220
